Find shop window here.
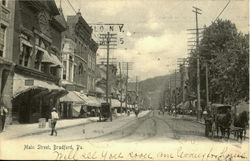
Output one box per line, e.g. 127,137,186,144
19,44,32,67
0,25,6,57
34,50,43,70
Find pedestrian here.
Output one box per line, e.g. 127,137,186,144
0,100,8,132
51,107,59,136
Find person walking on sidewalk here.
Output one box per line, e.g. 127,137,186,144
51,107,59,136
0,100,8,132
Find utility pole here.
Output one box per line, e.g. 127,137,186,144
174,69,177,111
119,62,123,113
136,76,138,107
192,6,202,121
105,32,110,104
125,62,128,109
169,75,171,110
205,62,209,109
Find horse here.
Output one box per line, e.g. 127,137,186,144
233,111,249,141
216,110,232,139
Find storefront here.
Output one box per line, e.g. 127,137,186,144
12,73,67,123
59,91,86,118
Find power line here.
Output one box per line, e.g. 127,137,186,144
214,0,231,21
64,0,77,14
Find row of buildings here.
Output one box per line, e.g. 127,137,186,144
0,0,135,125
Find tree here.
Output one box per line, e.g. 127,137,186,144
188,19,249,106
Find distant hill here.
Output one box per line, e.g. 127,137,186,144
128,73,181,109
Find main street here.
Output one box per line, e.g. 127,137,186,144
8,110,246,144
2,110,248,160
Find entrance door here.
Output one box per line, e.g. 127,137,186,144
19,101,30,123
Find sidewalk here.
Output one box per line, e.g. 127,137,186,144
0,117,99,139
0,111,144,140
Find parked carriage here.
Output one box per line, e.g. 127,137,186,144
98,103,112,122
205,104,249,141
204,104,232,138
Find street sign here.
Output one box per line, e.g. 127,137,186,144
90,24,125,48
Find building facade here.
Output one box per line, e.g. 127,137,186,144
62,12,98,93
11,0,67,123
0,0,16,124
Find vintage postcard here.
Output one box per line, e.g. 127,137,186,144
0,0,249,160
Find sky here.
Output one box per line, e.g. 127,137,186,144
55,0,248,81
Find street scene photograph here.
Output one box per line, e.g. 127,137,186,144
0,0,249,160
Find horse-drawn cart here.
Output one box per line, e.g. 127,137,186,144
204,104,248,141
99,103,112,122
204,104,232,138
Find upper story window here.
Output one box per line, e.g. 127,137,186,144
34,50,43,70
35,35,49,50
78,63,83,75
2,0,6,6
0,25,6,57
19,34,33,67
63,61,67,80
19,44,32,67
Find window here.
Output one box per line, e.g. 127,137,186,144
63,61,67,80
2,0,6,6
0,25,6,57
50,67,57,76
34,50,43,70
19,44,31,67
73,64,77,81
78,63,83,75
69,61,72,81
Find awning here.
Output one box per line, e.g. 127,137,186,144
50,54,63,67
60,91,85,104
88,96,101,107
41,50,63,67
111,99,120,108
74,92,100,107
13,73,66,98
95,87,105,94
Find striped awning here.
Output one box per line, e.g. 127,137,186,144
13,73,67,98
111,99,120,108
60,91,85,104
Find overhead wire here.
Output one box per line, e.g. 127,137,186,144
214,0,231,21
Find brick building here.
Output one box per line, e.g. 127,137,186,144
62,12,98,93
59,11,98,118
0,0,16,125
11,0,67,123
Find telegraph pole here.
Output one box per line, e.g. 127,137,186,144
119,62,123,113
205,62,209,109
106,32,110,104
174,69,177,111
192,6,202,121
136,76,138,104
125,62,128,109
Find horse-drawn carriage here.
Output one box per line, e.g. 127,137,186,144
99,103,112,122
205,104,232,138
205,104,249,141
